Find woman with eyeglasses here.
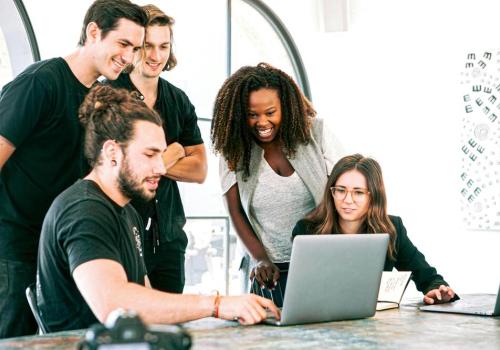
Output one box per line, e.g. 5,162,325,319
292,154,457,305
211,63,343,305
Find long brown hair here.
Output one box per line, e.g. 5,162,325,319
304,154,397,260
142,4,177,71
211,62,316,180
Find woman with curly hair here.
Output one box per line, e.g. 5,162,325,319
211,63,343,304
292,154,457,305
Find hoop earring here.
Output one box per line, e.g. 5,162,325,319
111,159,117,166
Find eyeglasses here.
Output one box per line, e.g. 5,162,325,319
330,186,370,204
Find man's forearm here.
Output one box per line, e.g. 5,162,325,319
165,154,207,183
97,282,214,324
74,259,213,324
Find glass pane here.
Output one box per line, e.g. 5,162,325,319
0,0,36,89
159,0,227,120
179,121,226,217
22,0,89,59
0,27,13,89
184,217,230,294
22,0,227,119
232,0,295,77
178,121,242,295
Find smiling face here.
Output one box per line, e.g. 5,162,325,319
135,24,171,79
246,88,282,144
117,120,167,202
333,169,371,229
92,18,145,80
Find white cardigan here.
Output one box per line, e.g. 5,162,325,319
220,118,344,212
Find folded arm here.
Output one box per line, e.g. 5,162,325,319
162,143,207,183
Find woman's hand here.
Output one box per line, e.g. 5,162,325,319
250,259,280,289
423,285,455,304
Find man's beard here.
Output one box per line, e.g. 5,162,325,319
117,157,155,203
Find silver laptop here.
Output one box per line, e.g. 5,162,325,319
420,283,500,316
265,233,389,326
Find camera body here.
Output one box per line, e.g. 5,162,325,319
78,309,191,350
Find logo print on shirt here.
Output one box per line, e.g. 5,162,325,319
132,226,143,257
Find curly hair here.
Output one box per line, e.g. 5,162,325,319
79,85,162,167
210,62,316,179
304,154,397,260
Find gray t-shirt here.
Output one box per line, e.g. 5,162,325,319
250,160,316,262
219,118,345,271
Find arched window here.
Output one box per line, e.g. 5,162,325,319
231,0,311,99
1,0,310,295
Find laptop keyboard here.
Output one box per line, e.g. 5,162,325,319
421,295,496,316
455,295,495,309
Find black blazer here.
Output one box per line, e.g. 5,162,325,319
292,215,451,294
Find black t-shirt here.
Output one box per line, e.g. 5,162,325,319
0,57,90,262
37,179,146,332
108,74,203,250
292,215,450,294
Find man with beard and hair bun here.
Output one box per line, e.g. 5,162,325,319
36,85,280,332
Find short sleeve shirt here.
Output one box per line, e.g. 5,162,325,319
0,58,90,261
108,74,203,249
37,180,146,332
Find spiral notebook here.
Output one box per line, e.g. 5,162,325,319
376,271,412,311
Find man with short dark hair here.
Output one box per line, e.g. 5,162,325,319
37,85,279,332
0,0,147,338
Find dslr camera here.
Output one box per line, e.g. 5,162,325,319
78,309,191,350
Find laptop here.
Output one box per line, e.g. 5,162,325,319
264,233,389,326
420,283,500,316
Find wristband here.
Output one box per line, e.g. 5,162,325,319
212,290,221,318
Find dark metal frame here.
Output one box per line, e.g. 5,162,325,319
13,0,40,61
192,0,313,122
228,0,312,100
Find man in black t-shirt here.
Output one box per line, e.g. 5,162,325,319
0,0,147,338
37,85,278,332
108,5,207,294
38,179,147,331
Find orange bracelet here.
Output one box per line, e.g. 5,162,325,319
212,290,221,318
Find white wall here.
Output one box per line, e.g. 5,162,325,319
261,0,500,294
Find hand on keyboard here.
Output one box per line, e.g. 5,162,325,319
250,260,280,289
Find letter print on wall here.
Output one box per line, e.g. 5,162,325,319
460,51,500,230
